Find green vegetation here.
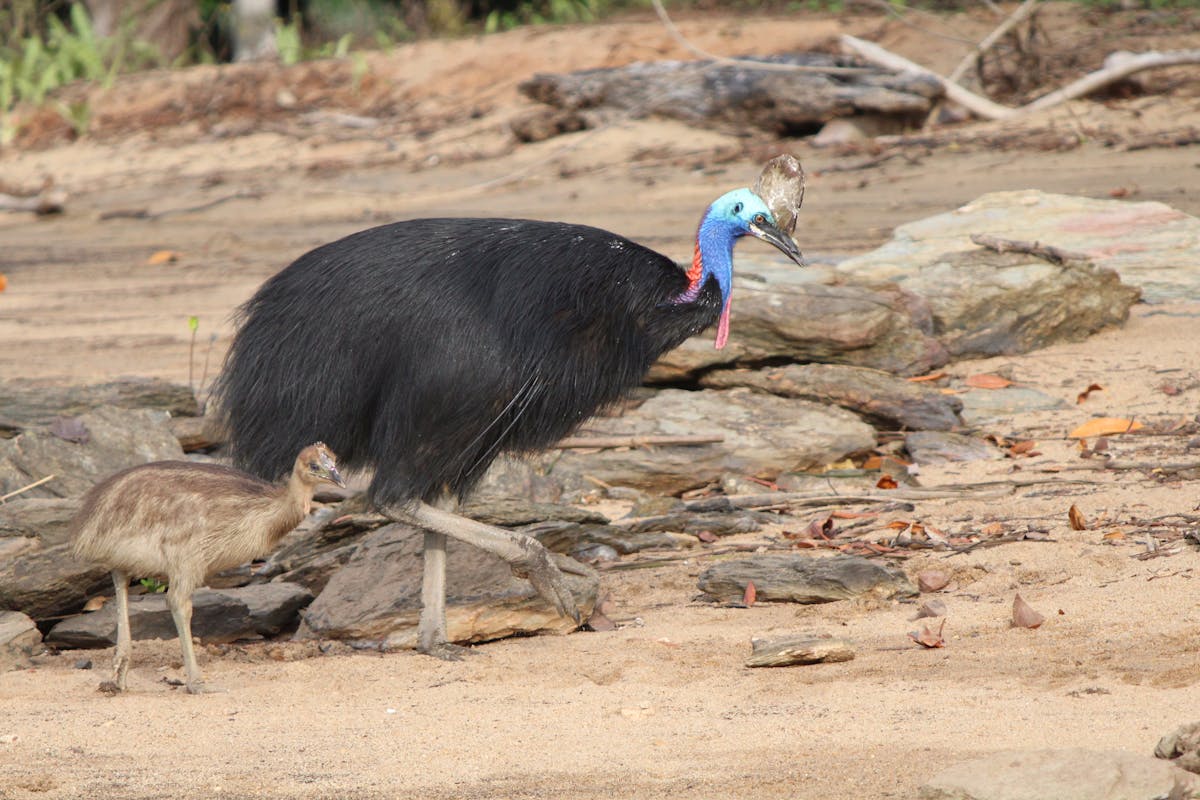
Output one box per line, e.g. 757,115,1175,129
139,577,168,593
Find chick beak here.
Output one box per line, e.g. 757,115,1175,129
749,219,806,267
326,466,346,488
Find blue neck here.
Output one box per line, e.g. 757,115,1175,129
678,211,737,305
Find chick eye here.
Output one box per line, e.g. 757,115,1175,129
309,462,320,471
753,213,767,225
732,202,743,215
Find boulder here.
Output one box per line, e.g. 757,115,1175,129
919,748,1197,800
698,554,917,604
905,431,1006,464
0,610,42,671
45,583,313,648
0,542,112,620
555,388,877,494
0,377,197,432
702,363,962,431
0,497,80,546
296,523,598,649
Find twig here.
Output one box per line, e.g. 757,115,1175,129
556,434,724,449
681,486,1011,513
947,0,1041,85
99,190,263,221
650,0,872,75
1046,459,1200,473
814,149,903,174
0,474,55,502
970,233,1089,265
1021,49,1200,115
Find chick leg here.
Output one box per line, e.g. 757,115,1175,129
168,584,219,694
103,570,132,693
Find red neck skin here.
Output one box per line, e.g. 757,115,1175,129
676,241,704,304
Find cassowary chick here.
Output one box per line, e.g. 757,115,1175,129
70,443,344,694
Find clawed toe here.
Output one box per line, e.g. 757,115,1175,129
418,642,475,661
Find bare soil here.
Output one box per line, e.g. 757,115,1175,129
2,6,1200,799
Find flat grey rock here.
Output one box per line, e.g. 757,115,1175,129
0,377,197,431
0,497,80,546
0,541,112,620
919,748,1197,800
296,523,598,649
45,583,314,648
905,431,1005,464
0,610,42,671
958,386,1068,426
698,554,916,604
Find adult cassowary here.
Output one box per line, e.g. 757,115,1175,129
215,178,805,658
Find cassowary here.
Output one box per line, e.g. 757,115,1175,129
70,443,345,692
215,178,805,658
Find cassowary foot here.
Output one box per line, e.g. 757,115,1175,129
417,641,475,661
185,681,226,695
97,680,123,695
511,539,582,625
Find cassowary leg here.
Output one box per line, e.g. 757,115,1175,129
390,501,587,627
167,584,220,694
416,530,471,660
104,570,132,692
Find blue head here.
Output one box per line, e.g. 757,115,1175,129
689,188,805,348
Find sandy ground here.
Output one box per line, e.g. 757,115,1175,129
2,6,1200,799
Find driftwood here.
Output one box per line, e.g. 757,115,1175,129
556,434,723,450
0,189,66,215
519,53,942,135
969,233,1090,265
745,635,855,667
842,34,1200,121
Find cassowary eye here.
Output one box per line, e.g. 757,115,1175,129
732,202,743,215
753,213,766,225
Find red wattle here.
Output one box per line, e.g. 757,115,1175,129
715,299,731,350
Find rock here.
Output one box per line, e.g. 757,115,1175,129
745,634,855,667
0,377,197,431
919,748,1197,800
812,115,904,146
45,583,313,648
296,523,598,648
958,386,1068,426
648,259,948,381
0,610,42,671
698,554,917,604
620,510,771,537
1156,721,1200,775
520,53,941,135
838,192,1151,358
917,569,950,593
554,388,877,495
0,406,185,499
702,363,962,431
461,497,609,527
0,497,80,546
523,520,687,559
0,542,112,620
905,431,1005,464
509,108,587,143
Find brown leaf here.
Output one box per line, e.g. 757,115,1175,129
1102,530,1126,542
146,249,181,265
906,371,947,383
908,618,946,648
1068,504,1088,531
1075,383,1104,404
81,595,107,612
1009,440,1038,456
966,374,1013,389
586,610,616,631
917,570,950,593
1108,186,1130,198
696,530,718,543
876,474,898,490
861,455,883,470
0,274,7,293
1160,382,1181,396
910,599,947,620
886,520,912,530
1069,418,1143,438
743,581,757,607
981,521,1004,536
1012,593,1045,629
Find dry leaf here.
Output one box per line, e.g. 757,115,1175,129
696,531,718,543
743,581,757,607
1009,440,1038,456
1012,593,1045,629
1102,530,1126,542
0,274,7,293
939,388,966,395
1160,382,1181,396
586,610,616,631
917,570,950,593
906,372,947,383
1069,418,1143,438
876,474,898,490
1068,504,1088,531
146,249,181,265
966,374,1013,389
911,599,947,620
886,520,911,531
981,521,1004,536
81,595,108,612
862,455,883,470
908,618,946,648
1075,383,1104,404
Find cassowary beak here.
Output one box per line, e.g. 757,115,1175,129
749,220,805,267
326,466,346,488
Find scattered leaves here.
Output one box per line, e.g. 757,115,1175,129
1069,418,1143,438
908,618,946,648
81,595,107,612
906,371,947,383
0,274,7,293
146,249,181,265
1102,530,1126,543
49,416,90,444
1068,504,1088,531
1075,383,1104,404
696,530,718,543
876,474,898,490
965,374,1013,389
917,570,950,593
743,581,757,607
1008,440,1038,456
1012,593,1045,629
911,599,947,620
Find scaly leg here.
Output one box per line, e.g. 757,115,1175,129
415,530,471,660
103,570,132,693
383,501,586,639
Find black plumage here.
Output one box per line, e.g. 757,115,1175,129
217,218,721,505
